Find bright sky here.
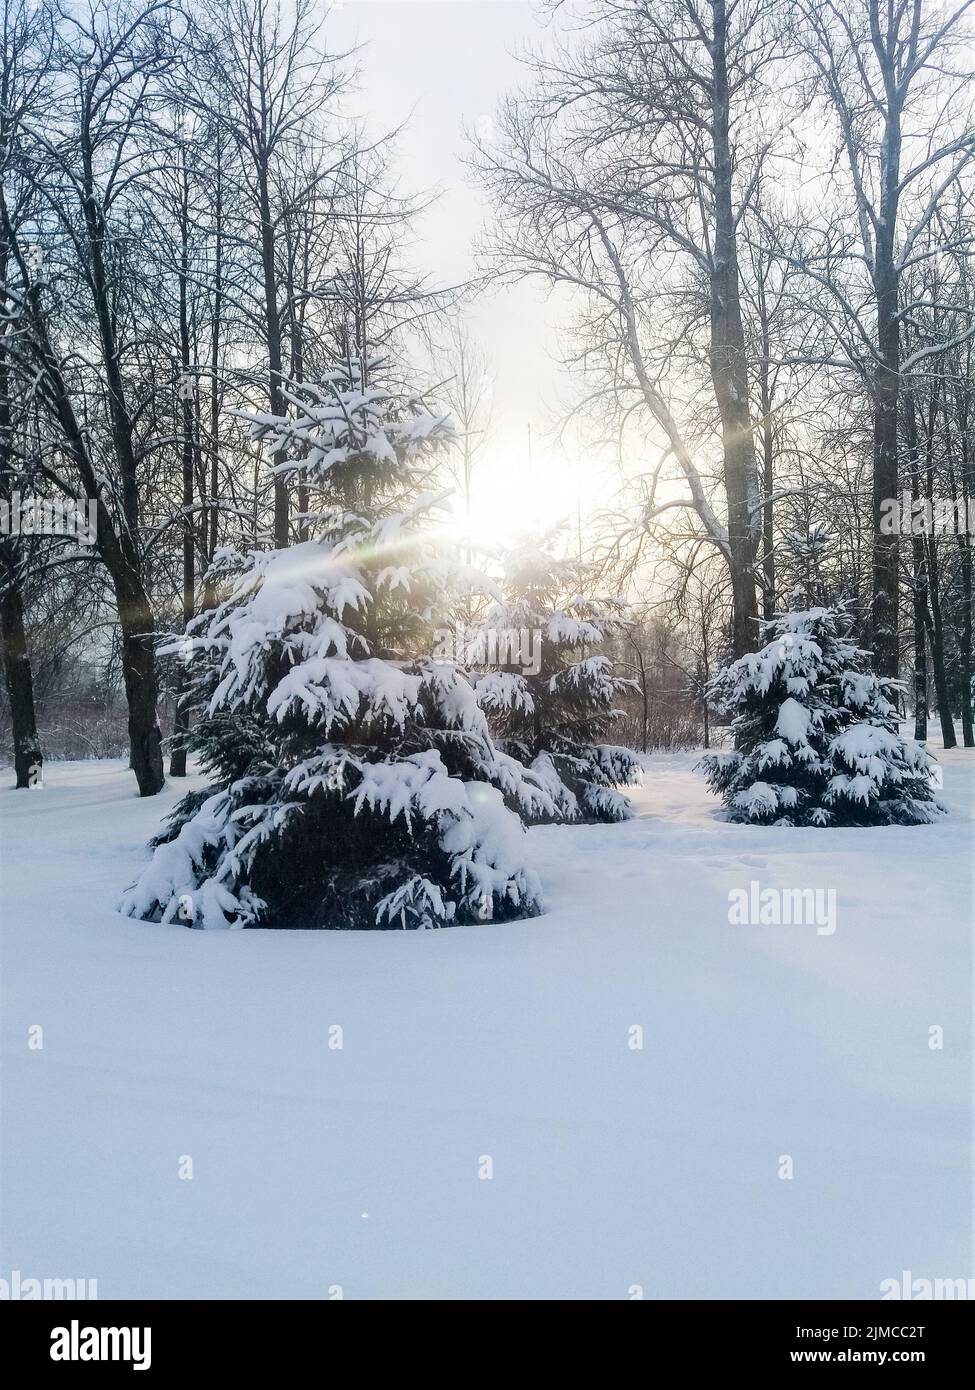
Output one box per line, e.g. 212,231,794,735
330,0,600,548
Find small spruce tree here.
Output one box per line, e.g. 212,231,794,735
465,542,641,823
699,604,944,826
121,360,553,930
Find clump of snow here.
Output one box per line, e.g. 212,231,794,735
775,697,813,746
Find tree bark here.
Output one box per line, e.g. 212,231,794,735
872,250,901,679
170,168,195,778
910,545,928,743
287,238,308,542
709,0,760,656
258,163,289,548
959,532,974,747
0,243,42,788
925,535,957,749
202,131,224,615
868,10,906,680
0,547,41,787
955,369,974,747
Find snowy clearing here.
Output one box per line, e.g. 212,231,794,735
1,747,971,1300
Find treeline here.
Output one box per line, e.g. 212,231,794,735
2,0,975,793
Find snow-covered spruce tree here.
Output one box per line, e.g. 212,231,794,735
464,542,641,823
699,604,944,827
120,360,555,930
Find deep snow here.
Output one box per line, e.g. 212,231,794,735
1,746,971,1299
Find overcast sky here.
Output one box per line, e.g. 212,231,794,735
329,1,598,544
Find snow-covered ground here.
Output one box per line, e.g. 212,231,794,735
1,746,971,1299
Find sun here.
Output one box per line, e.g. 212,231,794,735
445,448,583,552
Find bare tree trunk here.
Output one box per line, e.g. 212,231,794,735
759,370,775,621
960,532,974,747
911,549,928,742
0,546,41,787
0,242,41,788
905,400,928,742
120,596,165,793
203,129,223,613
867,6,908,680
700,611,712,750
709,0,760,656
637,646,649,754
955,372,974,747
872,249,901,678
170,168,195,778
925,536,957,749
915,386,957,750
258,164,289,548
287,239,308,542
